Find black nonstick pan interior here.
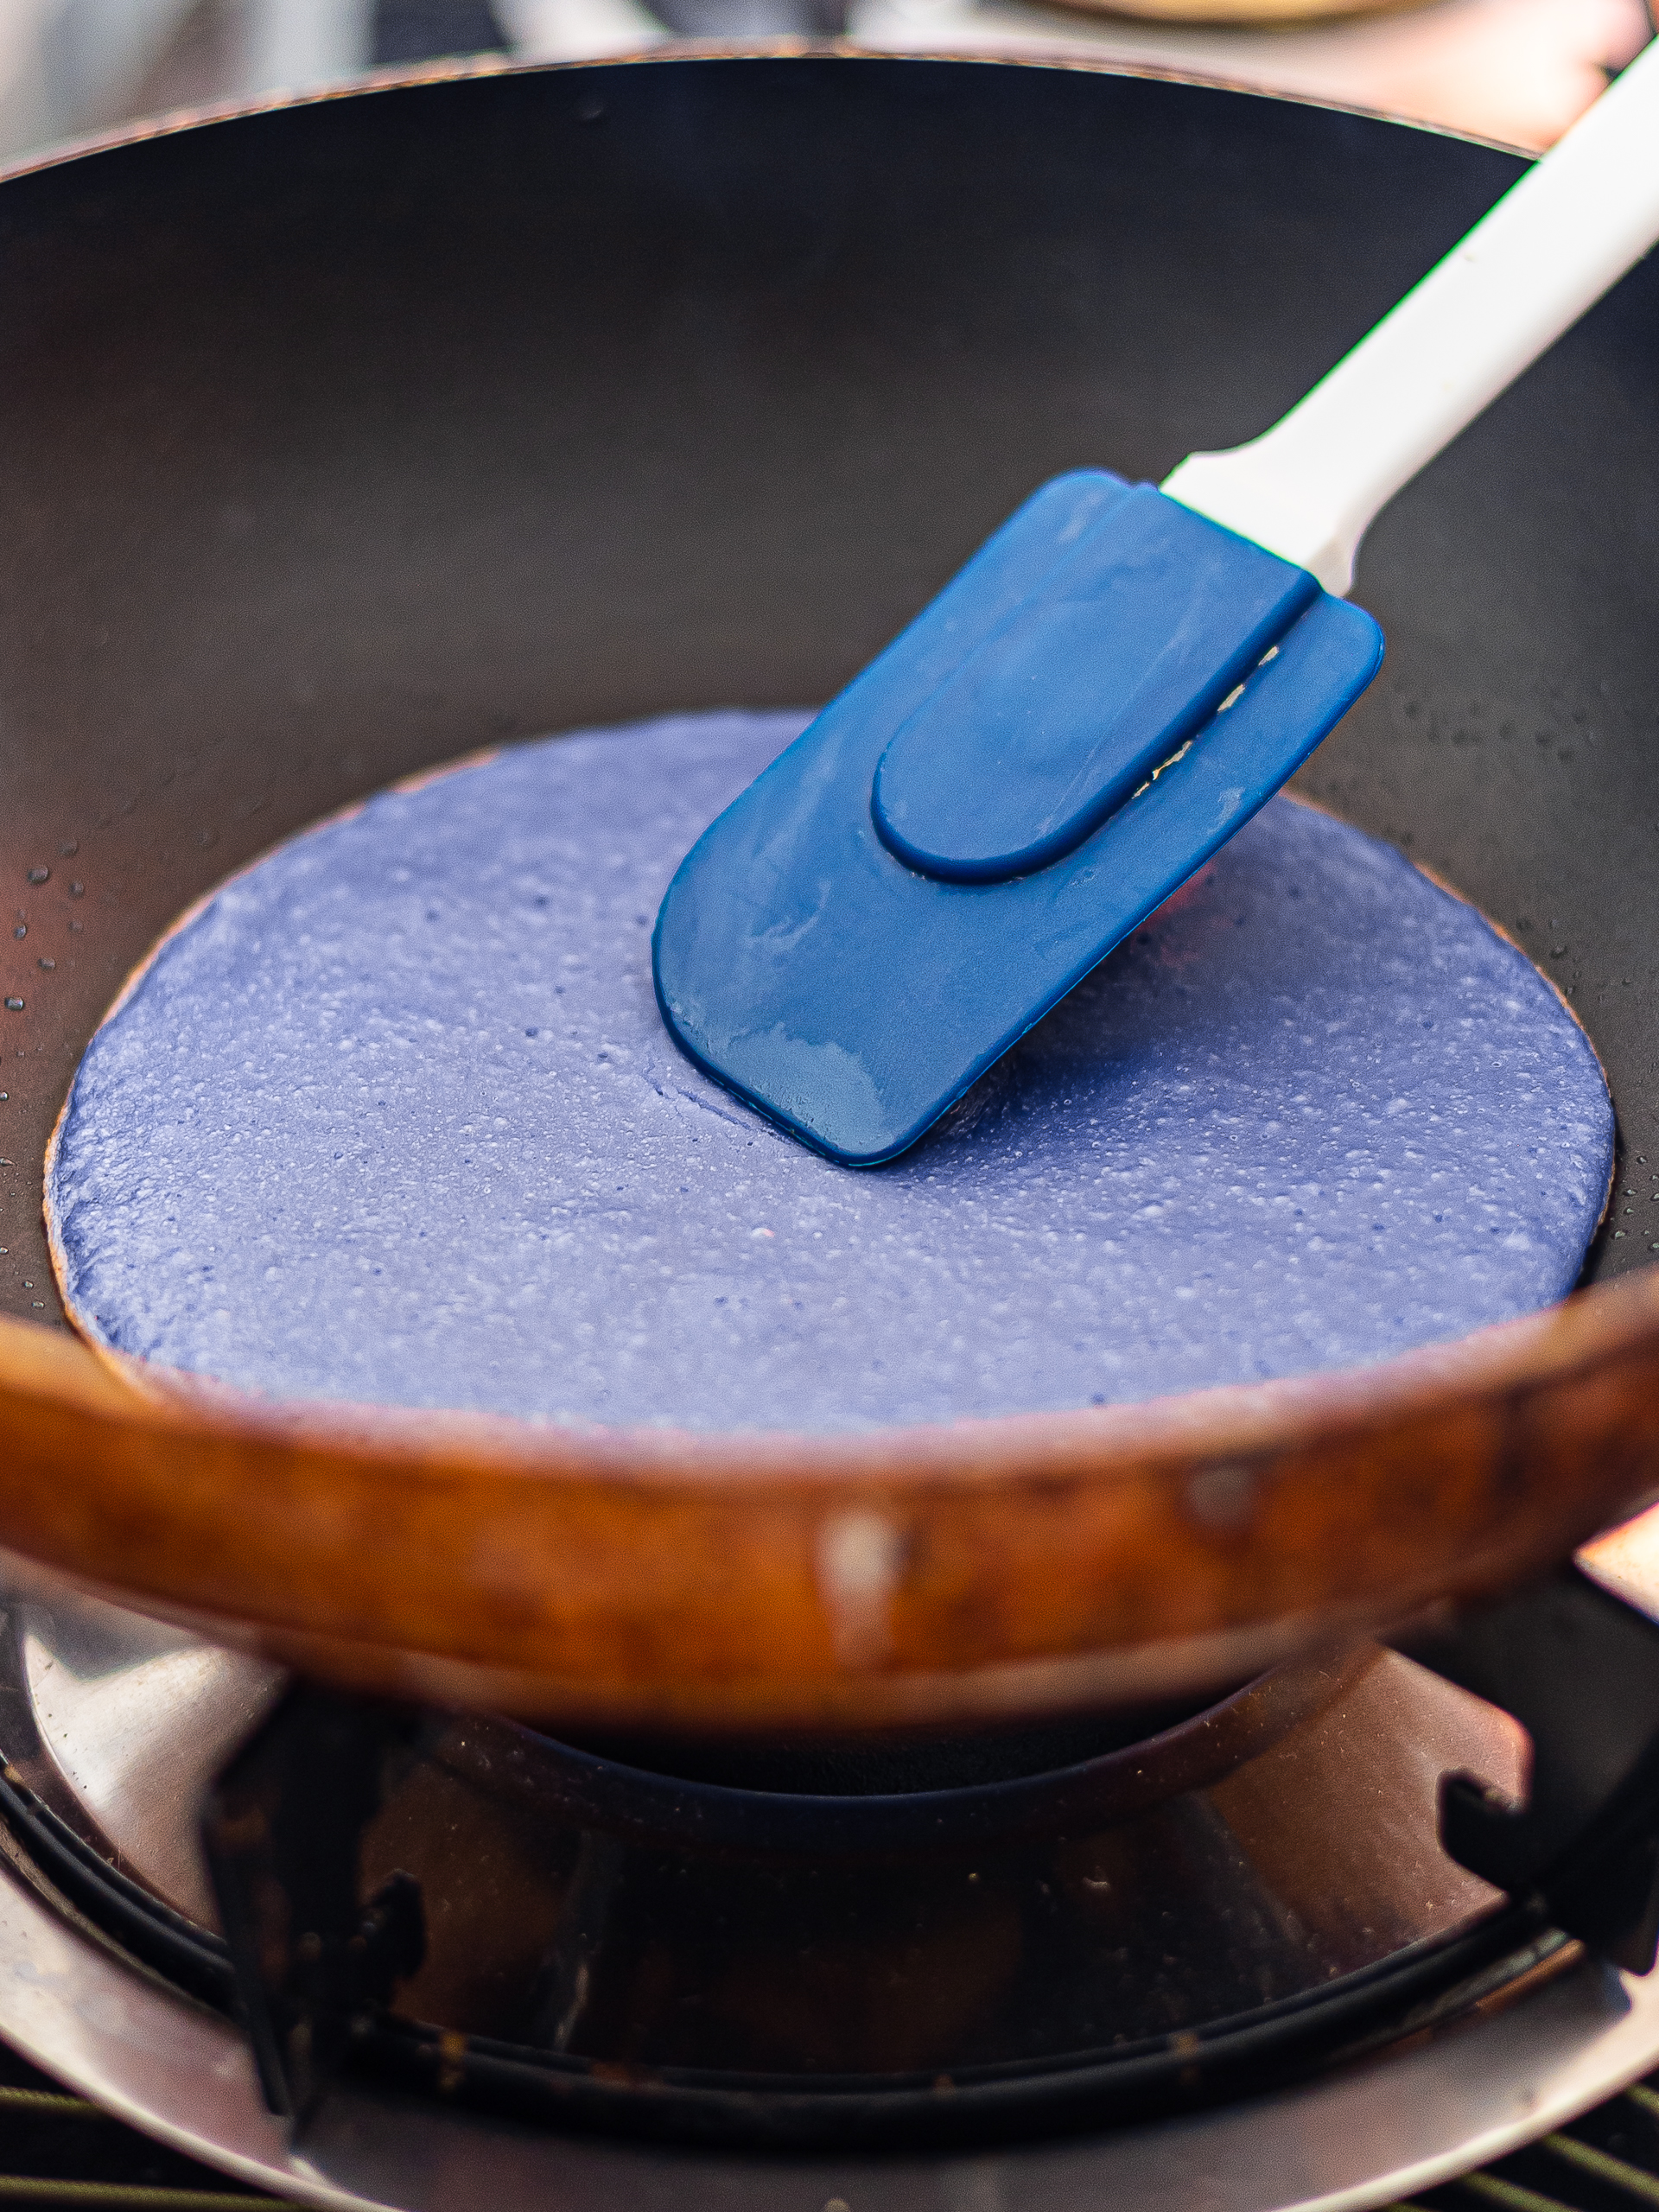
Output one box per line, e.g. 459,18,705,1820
1,53,1656,1338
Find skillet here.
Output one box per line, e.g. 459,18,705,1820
0,52,1657,1731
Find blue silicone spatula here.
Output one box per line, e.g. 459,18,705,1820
655,48,1659,1167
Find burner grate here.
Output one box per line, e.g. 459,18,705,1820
0,2050,278,2210
1399,2086,1659,2212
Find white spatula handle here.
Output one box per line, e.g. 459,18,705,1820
1162,40,1659,595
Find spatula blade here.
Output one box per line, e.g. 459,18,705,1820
653,471,1383,1166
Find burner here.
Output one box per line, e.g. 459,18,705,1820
0,1556,1649,2211
0,1563,1564,2122
194,1654,1536,2146
2,1548,1659,2207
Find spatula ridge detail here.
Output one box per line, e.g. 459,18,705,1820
870,485,1318,886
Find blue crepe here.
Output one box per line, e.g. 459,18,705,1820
47,710,1612,1435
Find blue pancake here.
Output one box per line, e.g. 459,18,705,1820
46,710,1613,1434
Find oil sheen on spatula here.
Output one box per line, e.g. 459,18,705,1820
654,45,1659,1166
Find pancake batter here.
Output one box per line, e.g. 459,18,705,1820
46,711,1613,1432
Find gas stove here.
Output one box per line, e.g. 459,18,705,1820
3,1536,1659,2212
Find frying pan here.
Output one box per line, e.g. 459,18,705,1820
1,51,1656,1733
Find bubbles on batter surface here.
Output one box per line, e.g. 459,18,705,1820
47,711,1612,1433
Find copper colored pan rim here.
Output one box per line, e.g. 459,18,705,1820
1051,0,1434,24
0,44,1534,200
0,1264,1655,1728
